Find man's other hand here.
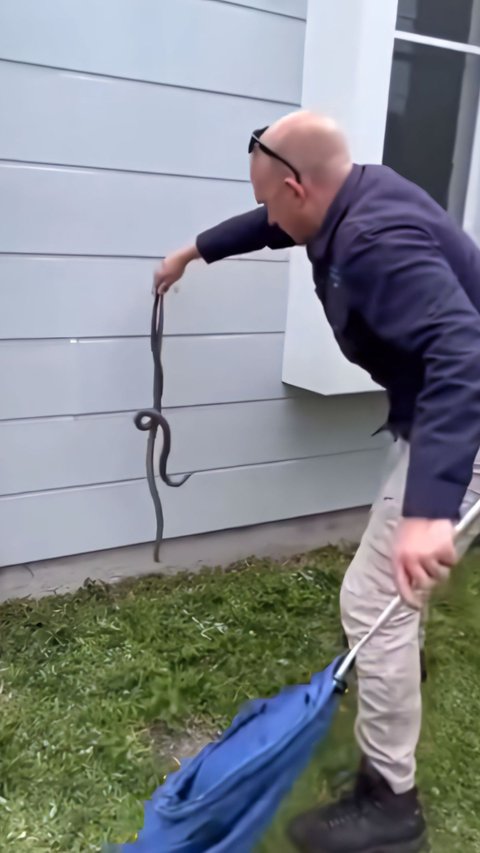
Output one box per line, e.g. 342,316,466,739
393,518,456,608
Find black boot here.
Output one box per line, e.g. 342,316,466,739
287,759,428,853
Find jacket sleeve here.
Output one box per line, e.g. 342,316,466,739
345,225,480,520
196,206,295,263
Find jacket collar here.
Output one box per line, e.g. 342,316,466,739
307,163,364,260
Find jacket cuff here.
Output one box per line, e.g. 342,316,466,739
402,474,465,520
196,230,222,265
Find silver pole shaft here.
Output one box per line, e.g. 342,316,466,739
334,496,480,686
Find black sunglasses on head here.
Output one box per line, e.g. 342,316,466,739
248,126,301,184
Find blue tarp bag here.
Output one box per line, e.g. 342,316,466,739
120,660,341,852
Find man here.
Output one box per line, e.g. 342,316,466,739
154,111,480,853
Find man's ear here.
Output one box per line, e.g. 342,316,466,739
284,177,305,202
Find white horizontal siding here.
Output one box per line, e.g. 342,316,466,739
0,448,387,566
0,395,388,495
0,335,289,420
0,257,288,339
0,0,387,570
0,0,304,103
0,61,292,181
216,1,306,18
0,163,281,259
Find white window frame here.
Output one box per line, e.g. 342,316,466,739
394,29,480,246
282,0,480,396
282,0,398,396
395,30,480,56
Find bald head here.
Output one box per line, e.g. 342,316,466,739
262,111,352,184
249,110,352,243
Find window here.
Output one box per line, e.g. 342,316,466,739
397,0,480,47
383,41,480,223
384,2,480,240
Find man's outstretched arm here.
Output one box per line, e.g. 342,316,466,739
196,205,295,263
154,206,294,293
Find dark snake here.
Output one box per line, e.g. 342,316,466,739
134,294,192,561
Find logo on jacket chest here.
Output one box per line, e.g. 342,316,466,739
315,265,349,333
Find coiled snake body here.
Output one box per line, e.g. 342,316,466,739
134,295,191,561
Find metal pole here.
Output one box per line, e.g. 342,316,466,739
334,497,480,687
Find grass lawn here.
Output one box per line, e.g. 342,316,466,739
1,547,480,852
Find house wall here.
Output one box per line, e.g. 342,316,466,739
0,0,388,568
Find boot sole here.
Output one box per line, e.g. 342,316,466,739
288,829,429,853
360,833,429,853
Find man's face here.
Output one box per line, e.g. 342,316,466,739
250,155,308,244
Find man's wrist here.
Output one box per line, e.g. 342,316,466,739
181,243,201,264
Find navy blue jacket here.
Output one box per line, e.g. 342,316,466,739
196,163,480,520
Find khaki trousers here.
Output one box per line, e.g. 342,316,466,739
340,438,480,794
